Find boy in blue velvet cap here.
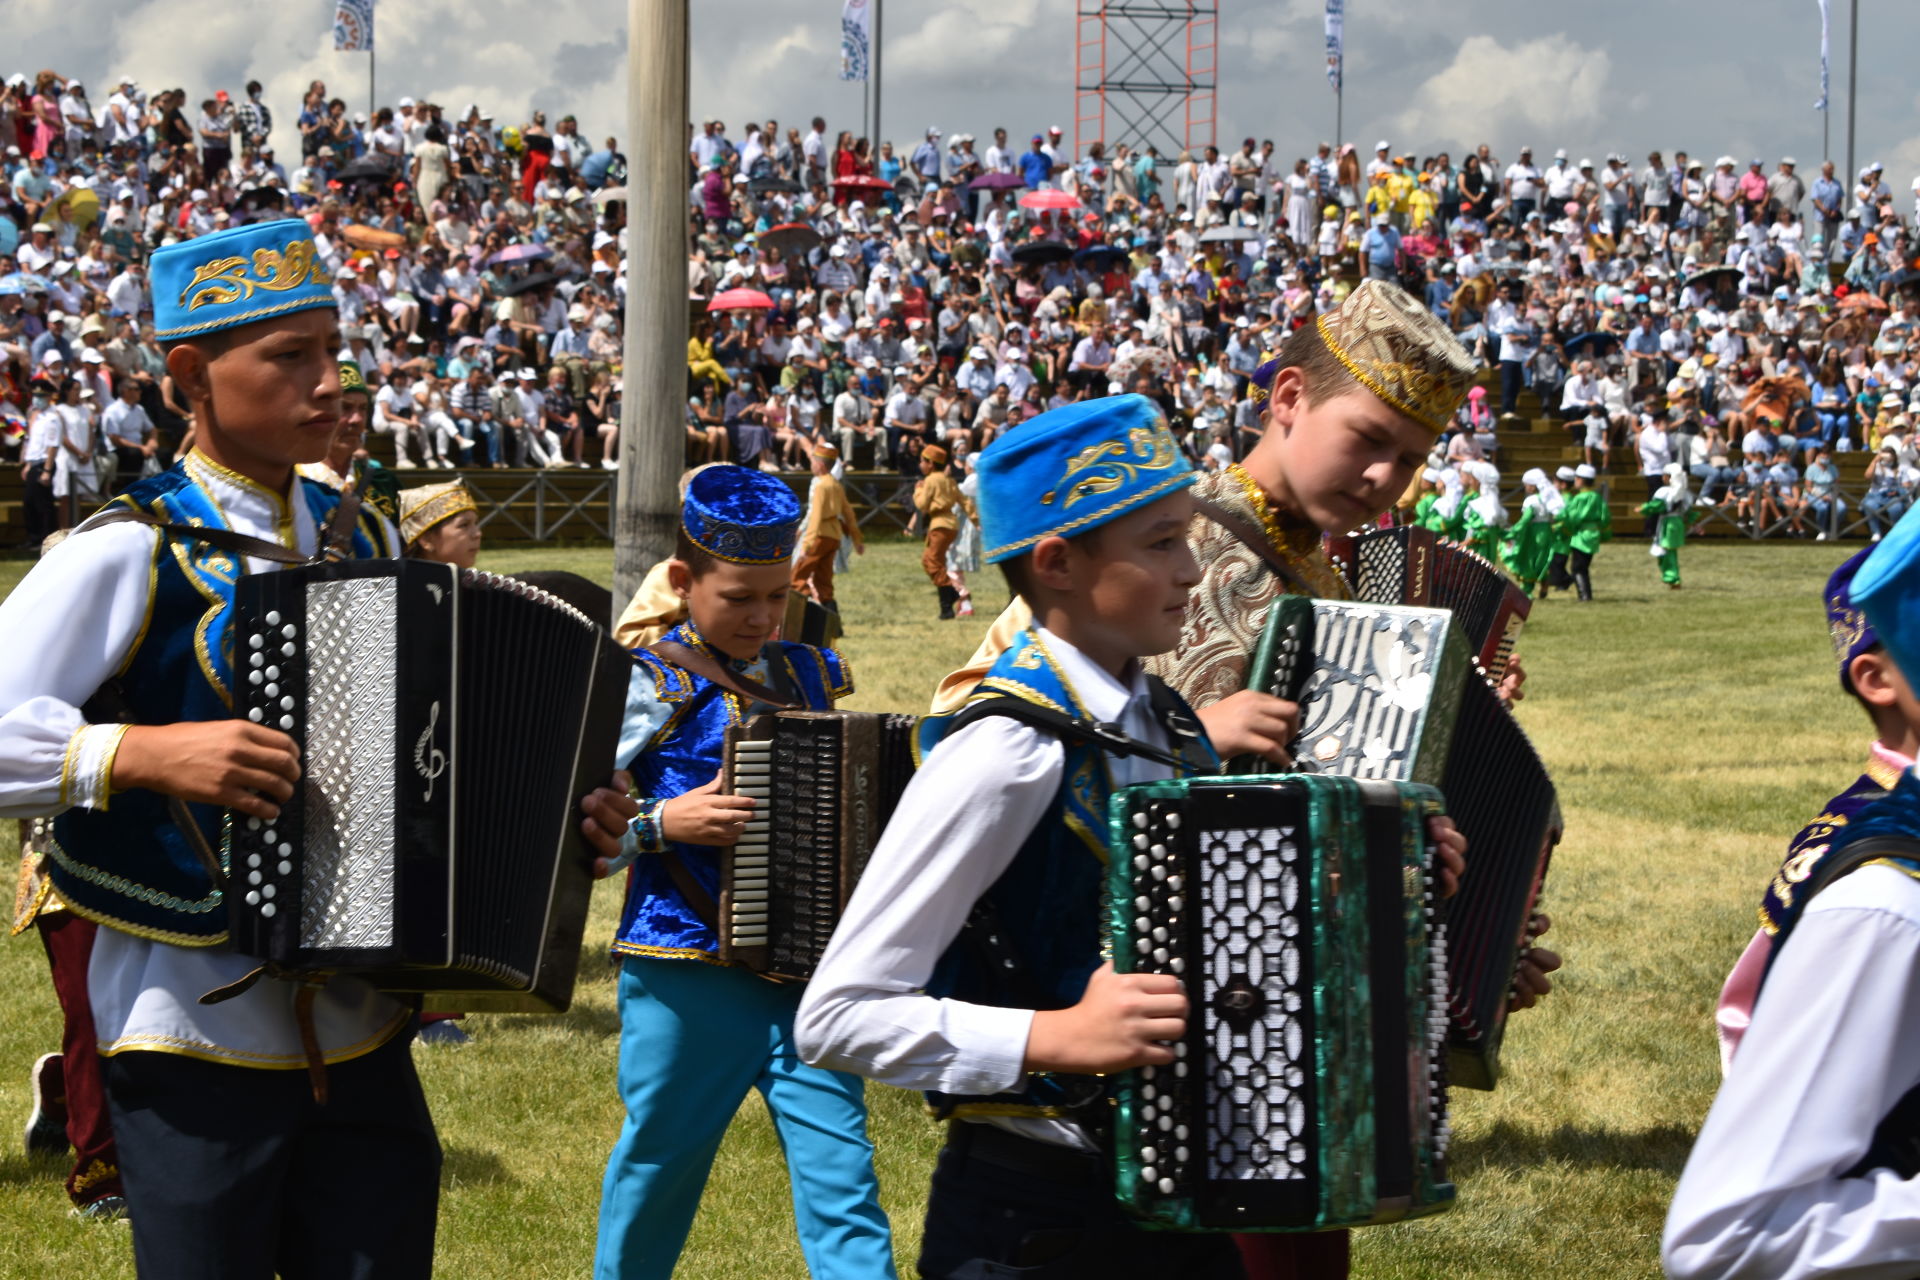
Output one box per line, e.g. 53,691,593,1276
0,220,640,1272
592,463,894,1280
1666,518,1920,1278
798,394,1248,1278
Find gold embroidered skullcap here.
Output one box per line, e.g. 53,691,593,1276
398,480,478,547
1314,278,1478,434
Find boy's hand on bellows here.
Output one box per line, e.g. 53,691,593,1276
580,770,640,876
1194,690,1299,766
1428,815,1466,898
661,774,756,847
113,722,301,821
1025,961,1187,1074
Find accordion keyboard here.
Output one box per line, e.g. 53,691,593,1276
728,738,774,946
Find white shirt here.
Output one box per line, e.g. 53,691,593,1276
798,627,1176,1151
101,397,152,445
1665,863,1920,1279
1506,163,1542,200
0,453,408,1066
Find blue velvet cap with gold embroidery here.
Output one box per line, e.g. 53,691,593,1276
151,221,336,342
976,393,1194,564
1853,504,1920,688
1827,548,1879,692
682,464,802,564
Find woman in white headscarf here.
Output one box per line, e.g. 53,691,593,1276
1504,467,1561,594
1460,462,1508,560
1642,460,1695,589
1432,465,1467,539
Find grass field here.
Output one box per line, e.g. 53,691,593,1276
0,533,1866,1279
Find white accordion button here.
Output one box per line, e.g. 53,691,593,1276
264,683,278,698
1158,1177,1175,1194
1141,1145,1158,1163
279,696,294,711
266,666,280,680
281,643,295,657
280,716,294,730
247,854,261,869
248,870,262,886
261,884,275,900
245,890,260,906
260,902,276,918
248,708,264,723
265,611,281,626
1165,812,1181,829
278,861,292,876
248,634,263,650
1132,811,1148,829
281,624,296,639
249,652,264,669
277,842,291,857
246,817,261,831
249,671,263,686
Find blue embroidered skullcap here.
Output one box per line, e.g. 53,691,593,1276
1852,506,1920,687
976,393,1194,564
1827,548,1880,692
682,464,802,565
151,221,335,342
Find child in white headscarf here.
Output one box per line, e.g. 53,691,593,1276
1504,467,1560,595
1460,462,1508,560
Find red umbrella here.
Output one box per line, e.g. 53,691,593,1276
831,175,895,194
1018,190,1083,212
708,288,776,312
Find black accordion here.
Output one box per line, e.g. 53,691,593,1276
718,711,917,981
1326,525,1531,684
227,560,629,1012
1108,774,1454,1231
1248,596,1559,1090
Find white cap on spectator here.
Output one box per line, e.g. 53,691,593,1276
796,316,815,331
1049,125,1063,136
593,230,615,250
47,309,64,321
591,261,612,274
355,112,368,123
892,365,910,377
855,315,873,329
829,244,847,257
517,368,537,381
398,96,415,108
81,349,104,364
1375,139,1390,151
1555,148,1568,159
41,350,65,364
30,221,51,233
1234,315,1250,327
190,188,208,201
861,356,879,368
969,345,988,359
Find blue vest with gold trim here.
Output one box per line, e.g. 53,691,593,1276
48,463,393,945
917,626,1215,1121
614,622,852,962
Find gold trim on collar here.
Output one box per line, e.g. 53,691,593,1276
1867,752,1907,792
185,450,295,544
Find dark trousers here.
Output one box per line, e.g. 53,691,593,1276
36,911,121,1206
23,461,57,549
1498,359,1526,416
917,1123,1245,1279
1570,547,1595,600
105,1030,441,1280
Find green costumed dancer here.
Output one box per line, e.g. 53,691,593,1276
1640,460,1696,589
1503,467,1560,595
1560,463,1612,600
1459,461,1507,560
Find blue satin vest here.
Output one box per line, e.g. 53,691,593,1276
916,626,1215,1121
613,622,852,963
48,462,394,945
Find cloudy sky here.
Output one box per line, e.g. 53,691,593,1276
11,0,1920,182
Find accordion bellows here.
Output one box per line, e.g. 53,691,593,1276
1107,774,1454,1232
1326,526,1532,684
227,560,629,1011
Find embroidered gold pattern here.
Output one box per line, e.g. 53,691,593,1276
1041,423,1179,508
179,241,331,312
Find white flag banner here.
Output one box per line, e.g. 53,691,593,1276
1814,0,1830,111
841,0,872,82
1324,0,1344,92
334,0,375,53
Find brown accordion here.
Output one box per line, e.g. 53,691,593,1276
1326,526,1531,684
717,711,917,981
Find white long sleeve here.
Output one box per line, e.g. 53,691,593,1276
1664,864,1920,1280
797,627,1174,1148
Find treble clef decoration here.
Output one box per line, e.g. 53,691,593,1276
414,700,448,801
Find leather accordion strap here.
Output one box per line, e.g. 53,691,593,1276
645,640,800,711
199,963,333,1105
1190,495,1317,597
658,850,721,932
942,694,1188,769
85,478,366,567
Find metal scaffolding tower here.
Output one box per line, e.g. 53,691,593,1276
1074,3,1217,166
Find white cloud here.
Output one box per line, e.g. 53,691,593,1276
1392,34,1610,151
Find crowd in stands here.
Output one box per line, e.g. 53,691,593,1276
6,62,1920,551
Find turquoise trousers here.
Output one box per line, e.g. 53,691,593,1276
594,956,895,1279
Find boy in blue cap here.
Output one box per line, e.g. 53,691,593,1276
1665,514,1920,1278
0,220,638,1276
797,394,1248,1277
1713,548,1920,1067
593,463,894,1280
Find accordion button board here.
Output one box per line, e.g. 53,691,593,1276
1108,774,1454,1232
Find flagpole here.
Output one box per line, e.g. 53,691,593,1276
369,46,376,121
873,0,883,152
1845,0,1857,203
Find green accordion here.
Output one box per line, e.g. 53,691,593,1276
1107,773,1455,1232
